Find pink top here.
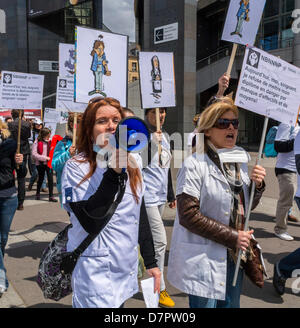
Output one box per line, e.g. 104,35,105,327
31,139,50,165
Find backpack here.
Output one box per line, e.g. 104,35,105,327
264,126,278,157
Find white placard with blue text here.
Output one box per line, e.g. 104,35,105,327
235,47,300,125
0,71,44,109
59,43,76,78
56,76,87,112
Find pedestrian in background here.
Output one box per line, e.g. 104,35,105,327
0,120,25,297
28,119,47,192
141,107,176,308
273,247,300,296
52,113,82,205
8,109,31,210
31,128,57,202
274,122,300,241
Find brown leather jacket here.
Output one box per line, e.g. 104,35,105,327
177,148,265,251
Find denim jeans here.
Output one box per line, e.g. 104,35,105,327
16,154,28,206
188,255,244,308
278,248,300,279
0,195,18,289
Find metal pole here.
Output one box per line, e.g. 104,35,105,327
232,116,269,286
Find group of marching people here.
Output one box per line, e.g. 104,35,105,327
0,72,299,308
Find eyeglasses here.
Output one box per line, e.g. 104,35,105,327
214,118,239,129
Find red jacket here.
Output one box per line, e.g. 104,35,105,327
47,135,63,169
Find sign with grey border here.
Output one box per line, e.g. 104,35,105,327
154,22,178,44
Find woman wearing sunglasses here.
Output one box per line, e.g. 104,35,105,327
60,97,160,308
167,97,266,308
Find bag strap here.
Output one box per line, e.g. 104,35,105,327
72,172,128,258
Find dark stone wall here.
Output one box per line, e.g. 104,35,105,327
0,0,28,72
143,0,186,136
0,0,102,109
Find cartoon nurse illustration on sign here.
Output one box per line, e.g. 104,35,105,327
89,35,111,97
151,55,162,103
230,0,250,38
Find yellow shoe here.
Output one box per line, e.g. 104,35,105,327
159,290,175,307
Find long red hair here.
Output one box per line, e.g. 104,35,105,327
76,97,142,203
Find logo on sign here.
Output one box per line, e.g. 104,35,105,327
3,73,12,84
155,28,164,42
52,62,59,71
59,79,67,88
247,49,260,69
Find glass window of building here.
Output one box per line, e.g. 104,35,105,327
260,0,295,51
132,62,137,72
65,1,93,43
281,14,294,47
265,1,280,18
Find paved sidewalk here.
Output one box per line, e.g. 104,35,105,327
1,153,300,308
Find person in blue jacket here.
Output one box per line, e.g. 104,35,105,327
88,35,111,97
230,0,250,38
52,113,82,205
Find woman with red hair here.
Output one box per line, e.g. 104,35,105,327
61,97,160,308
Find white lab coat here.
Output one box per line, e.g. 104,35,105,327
61,153,144,308
143,133,172,207
167,152,251,300
275,123,299,172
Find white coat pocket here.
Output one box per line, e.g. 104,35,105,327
72,247,112,299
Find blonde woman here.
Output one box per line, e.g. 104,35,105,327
0,121,24,297
167,97,266,308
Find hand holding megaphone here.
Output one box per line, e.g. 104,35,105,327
94,116,150,171
115,116,150,153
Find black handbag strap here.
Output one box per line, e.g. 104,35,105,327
72,172,127,258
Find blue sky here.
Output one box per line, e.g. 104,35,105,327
103,0,135,42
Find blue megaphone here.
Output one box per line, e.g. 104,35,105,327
115,116,150,153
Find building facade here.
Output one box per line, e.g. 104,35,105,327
0,0,102,109
135,0,197,137
135,0,300,147
196,0,300,146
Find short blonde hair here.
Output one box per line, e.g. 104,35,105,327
0,120,11,139
197,96,238,133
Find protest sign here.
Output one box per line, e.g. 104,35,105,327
59,43,75,78
235,46,300,125
60,110,68,124
56,76,87,112
222,0,266,46
44,107,60,123
75,26,128,106
139,52,176,109
0,71,44,109
0,109,41,120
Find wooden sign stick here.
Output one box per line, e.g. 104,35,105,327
226,43,238,77
72,112,78,147
16,110,22,169
155,108,162,162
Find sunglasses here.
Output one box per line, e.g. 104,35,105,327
214,118,239,129
88,96,105,104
